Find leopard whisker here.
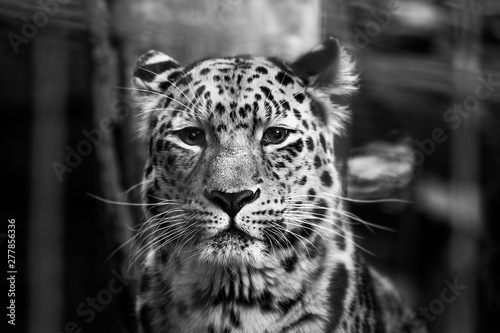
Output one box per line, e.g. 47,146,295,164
289,193,412,204
273,222,316,258
119,86,199,116
285,215,374,256
87,192,170,207
132,221,188,265
134,67,205,116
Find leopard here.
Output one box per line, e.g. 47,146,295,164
130,37,427,333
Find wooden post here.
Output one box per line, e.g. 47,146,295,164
87,0,135,264
28,34,68,333
446,0,482,332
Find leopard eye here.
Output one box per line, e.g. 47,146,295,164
176,127,206,146
262,127,289,145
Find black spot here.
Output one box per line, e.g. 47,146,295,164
320,171,333,187
195,85,206,97
319,133,327,152
256,66,268,74
294,92,306,104
324,263,349,332
200,68,210,75
148,137,154,156
293,108,302,120
260,86,275,101
235,123,250,130
310,99,327,124
176,73,193,86
298,176,307,186
294,220,315,241
145,164,153,177
314,155,322,169
306,137,314,151
313,199,328,220
134,60,179,82
216,124,227,133
277,138,304,158
138,304,155,333
155,139,163,152
166,154,176,166
275,161,286,169
167,70,183,83
302,120,309,130
282,253,298,272
150,115,158,131
275,71,294,86
258,291,274,312
213,75,221,81
335,228,346,251
229,308,241,328
159,71,180,90
281,100,290,111
307,188,316,201
215,102,225,115
238,107,247,118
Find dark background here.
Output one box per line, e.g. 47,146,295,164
1,0,499,332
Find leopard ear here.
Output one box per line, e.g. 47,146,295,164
132,50,184,95
131,50,184,137
291,37,357,97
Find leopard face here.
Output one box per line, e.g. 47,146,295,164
132,38,357,269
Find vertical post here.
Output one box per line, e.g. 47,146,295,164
87,0,135,261
28,34,68,333
446,0,482,331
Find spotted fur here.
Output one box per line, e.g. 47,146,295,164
131,38,426,333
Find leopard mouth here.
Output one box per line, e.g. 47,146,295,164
198,220,268,266
213,223,258,243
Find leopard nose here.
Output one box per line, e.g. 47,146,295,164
204,189,260,218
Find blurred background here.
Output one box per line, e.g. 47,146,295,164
1,0,499,332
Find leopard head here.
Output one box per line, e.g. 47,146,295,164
132,38,357,269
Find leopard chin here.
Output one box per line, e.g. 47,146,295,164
198,230,269,267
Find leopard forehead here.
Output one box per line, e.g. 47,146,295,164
154,56,329,134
